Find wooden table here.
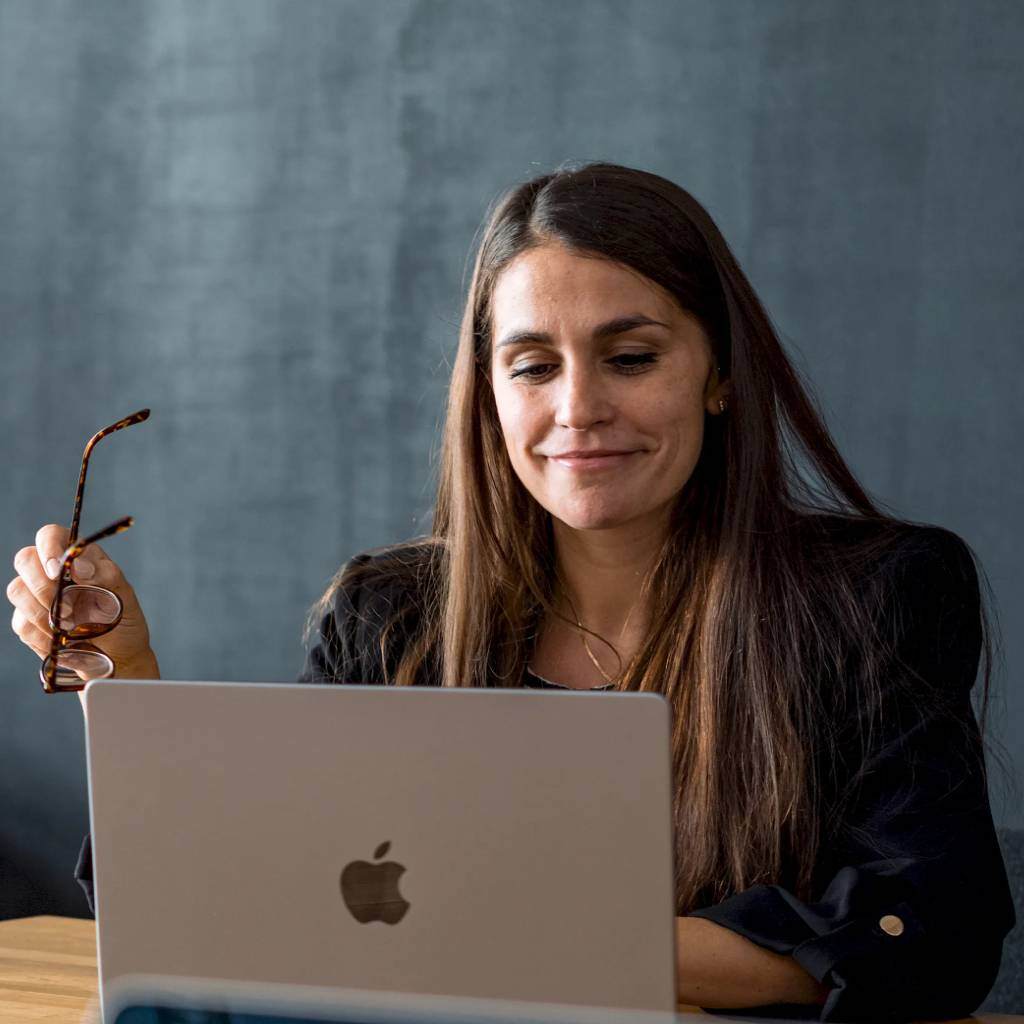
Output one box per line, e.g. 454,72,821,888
0,915,1020,1024
0,916,98,1021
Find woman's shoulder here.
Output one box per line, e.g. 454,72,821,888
796,511,984,699
791,510,978,593
301,538,444,686
340,537,442,578
330,537,443,621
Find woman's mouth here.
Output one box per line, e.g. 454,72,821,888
548,452,640,470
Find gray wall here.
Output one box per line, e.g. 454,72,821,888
1,0,1022,1001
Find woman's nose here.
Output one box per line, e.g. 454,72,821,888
553,364,616,430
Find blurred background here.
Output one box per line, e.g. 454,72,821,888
1,0,1021,1009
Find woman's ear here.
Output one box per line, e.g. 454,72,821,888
704,363,731,415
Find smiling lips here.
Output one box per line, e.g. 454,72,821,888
548,450,640,469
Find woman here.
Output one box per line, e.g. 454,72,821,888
9,162,1015,1020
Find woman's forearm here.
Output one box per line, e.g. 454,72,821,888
675,916,829,1009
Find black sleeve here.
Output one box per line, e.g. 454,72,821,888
688,528,1015,1022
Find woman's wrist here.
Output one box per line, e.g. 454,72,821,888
113,649,161,680
674,915,828,1009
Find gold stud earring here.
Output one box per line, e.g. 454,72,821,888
718,398,728,414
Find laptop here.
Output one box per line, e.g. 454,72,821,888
84,681,677,1022
101,975,685,1024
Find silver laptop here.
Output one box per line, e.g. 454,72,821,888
84,681,677,1021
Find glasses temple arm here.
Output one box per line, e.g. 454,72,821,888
68,409,150,544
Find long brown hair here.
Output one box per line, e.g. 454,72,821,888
307,162,998,914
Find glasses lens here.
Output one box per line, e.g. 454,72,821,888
42,645,115,688
51,584,123,639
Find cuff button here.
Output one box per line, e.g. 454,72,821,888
879,914,905,936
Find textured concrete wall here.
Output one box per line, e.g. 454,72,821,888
1,0,1021,1006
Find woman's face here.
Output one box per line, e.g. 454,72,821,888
488,241,727,534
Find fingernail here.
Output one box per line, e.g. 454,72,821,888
60,600,73,620
74,559,94,580
45,558,61,579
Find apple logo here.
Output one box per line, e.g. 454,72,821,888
340,841,410,924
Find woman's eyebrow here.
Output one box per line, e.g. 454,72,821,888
495,313,670,349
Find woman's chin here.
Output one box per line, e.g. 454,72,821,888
551,504,644,532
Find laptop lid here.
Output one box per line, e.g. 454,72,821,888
85,682,677,1018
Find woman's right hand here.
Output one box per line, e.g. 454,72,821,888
7,524,161,698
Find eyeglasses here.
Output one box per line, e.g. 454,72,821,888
40,409,150,694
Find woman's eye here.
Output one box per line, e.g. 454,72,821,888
509,364,555,380
611,353,658,372
509,353,658,381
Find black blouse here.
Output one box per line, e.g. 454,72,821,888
75,520,1015,1022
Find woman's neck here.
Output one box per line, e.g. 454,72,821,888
549,515,666,639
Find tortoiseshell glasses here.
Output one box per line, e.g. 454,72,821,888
40,409,150,694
